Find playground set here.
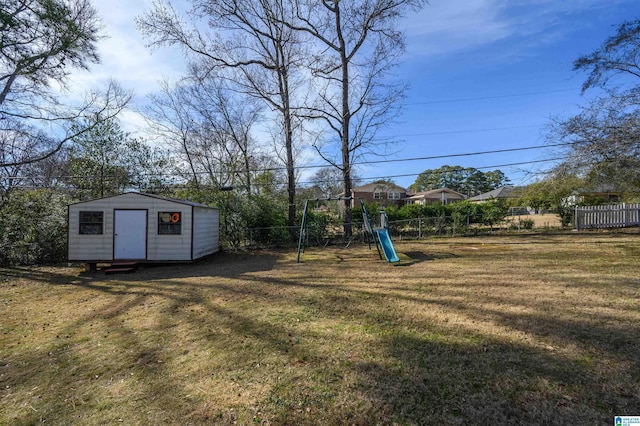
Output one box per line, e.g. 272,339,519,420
296,197,400,263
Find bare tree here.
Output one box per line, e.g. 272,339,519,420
1,0,99,107
145,75,264,194
545,17,640,197
1,126,69,209
0,123,41,205
574,18,640,93
0,0,130,167
146,79,205,187
189,73,264,194
0,80,131,168
138,0,304,231
547,96,640,193
283,0,426,234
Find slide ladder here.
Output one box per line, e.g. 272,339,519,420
360,197,400,263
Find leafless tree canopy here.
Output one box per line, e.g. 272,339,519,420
138,0,305,229
545,17,640,197
145,75,265,194
549,95,640,191
285,0,426,232
0,0,130,168
138,0,426,234
573,19,640,93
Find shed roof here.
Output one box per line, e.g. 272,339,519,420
68,191,217,209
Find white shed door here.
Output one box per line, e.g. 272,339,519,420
114,210,147,260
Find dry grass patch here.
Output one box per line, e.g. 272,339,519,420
507,213,562,228
1,233,640,424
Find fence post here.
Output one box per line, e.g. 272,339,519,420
624,203,629,227
574,206,579,230
418,218,422,239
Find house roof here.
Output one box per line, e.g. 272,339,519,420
468,186,520,202
573,183,621,194
351,182,408,193
68,191,217,209
408,188,465,199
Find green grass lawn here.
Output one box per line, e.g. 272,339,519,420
1,232,639,424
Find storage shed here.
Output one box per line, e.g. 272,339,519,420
68,192,219,263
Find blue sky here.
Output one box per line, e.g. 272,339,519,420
376,0,640,188
71,0,640,189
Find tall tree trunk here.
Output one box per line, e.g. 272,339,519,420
336,2,352,236
284,104,296,236
278,46,297,236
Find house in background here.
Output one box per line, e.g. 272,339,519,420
468,186,522,203
407,188,465,205
566,184,626,205
350,182,409,207
68,192,219,265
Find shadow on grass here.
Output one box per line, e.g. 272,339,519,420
255,304,639,424
105,251,279,280
1,307,188,424
349,333,606,425
1,266,78,285
357,249,458,267
3,235,640,424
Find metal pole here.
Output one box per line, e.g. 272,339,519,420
296,200,310,263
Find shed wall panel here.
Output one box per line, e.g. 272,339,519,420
147,204,192,261
68,206,113,261
192,207,220,259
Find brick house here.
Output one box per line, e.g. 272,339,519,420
350,182,410,207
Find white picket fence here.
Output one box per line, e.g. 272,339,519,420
574,203,640,230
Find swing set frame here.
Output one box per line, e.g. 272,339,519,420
296,196,386,262
296,196,352,262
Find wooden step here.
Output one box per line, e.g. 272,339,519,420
104,262,139,275
110,262,138,267
104,267,137,275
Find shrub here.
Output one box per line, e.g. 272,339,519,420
477,200,509,230
521,218,535,230
301,210,333,242
0,189,72,266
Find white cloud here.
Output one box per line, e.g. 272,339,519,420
58,0,188,134
402,0,632,58
118,109,151,135
77,0,185,93
403,0,513,56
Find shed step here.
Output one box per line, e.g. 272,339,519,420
104,267,137,275
109,262,138,267
104,262,139,274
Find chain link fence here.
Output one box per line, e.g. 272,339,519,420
0,214,561,266
240,214,535,249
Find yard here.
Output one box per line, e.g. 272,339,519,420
1,232,639,424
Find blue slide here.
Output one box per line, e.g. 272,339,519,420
376,229,400,263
